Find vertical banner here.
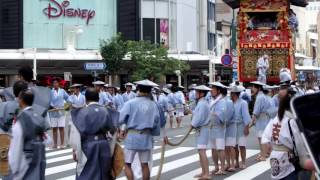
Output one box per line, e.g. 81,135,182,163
160,19,169,47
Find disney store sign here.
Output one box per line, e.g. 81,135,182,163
43,0,96,25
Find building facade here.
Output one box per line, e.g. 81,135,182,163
118,0,233,86
0,0,117,86
318,12,320,64
293,0,320,56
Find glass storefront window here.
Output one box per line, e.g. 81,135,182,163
141,0,176,49
143,18,156,43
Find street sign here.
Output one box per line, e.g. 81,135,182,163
64,72,72,81
221,54,233,66
233,71,238,81
84,62,106,71
231,49,238,57
232,62,238,69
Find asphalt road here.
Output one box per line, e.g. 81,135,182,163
40,115,272,180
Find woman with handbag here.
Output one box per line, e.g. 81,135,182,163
261,84,311,179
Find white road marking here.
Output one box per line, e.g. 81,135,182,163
47,147,267,180
171,149,260,180
57,175,75,180
120,145,161,150
45,162,77,176
46,149,72,158
153,147,193,161
224,160,270,180
118,150,212,180
50,146,194,178
47,154,73,164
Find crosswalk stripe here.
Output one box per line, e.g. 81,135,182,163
53,147,193,179
152,147,193,160
117,150,212,180
120,145,161,151
149,150,212,177
47,154,73,164
171,149,260,180
45,146,161,159
173,165,215,180
40,146,270,179
45,162,76,176
46,149,72,158
224,160,270,180
48,146,192,172
56,175,75,180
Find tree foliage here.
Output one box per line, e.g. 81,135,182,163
100,34,127,75
127,40,190,82
100,35,190,82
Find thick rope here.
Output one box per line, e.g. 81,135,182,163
155,127,194,180
47,108,65,112
166,127,194,147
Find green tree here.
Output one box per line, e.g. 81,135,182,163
100,34,127,76
127,40,190,82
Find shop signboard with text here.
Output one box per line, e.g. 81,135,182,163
23,0,116,50
43,0,96,25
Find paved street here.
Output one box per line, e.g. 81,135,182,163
39,116,271,180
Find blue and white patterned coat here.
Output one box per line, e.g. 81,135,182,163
224,97,236,138
253,92,272,137
192,98,210,147
50,88,69,118
122,91,136,103
233,98,251,139
67,93,86,108
119,97,160,150
209,95,226,139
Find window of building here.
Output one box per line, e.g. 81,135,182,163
2,8,9,24
143,18,156,43
0,75,5,87
208,32,216,51
208,1,215,21
142,18,169,46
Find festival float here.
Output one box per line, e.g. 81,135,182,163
223,0,308,83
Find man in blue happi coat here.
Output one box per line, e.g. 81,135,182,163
230,85,251,169
122,83,136,103
208,82,227,175
49,78,69,149
119,80,161,180
250,81,272,161
190,85,211,179
221,87,236,172
93,81,111,106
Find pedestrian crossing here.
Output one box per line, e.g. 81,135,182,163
40,145,271,180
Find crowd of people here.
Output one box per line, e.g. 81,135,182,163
0,65,319,180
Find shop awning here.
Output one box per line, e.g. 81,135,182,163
295,52,309,59
168,54,222,64
222,0,308,9
295,65,320,71
122,52,222,64
0,49,102,61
